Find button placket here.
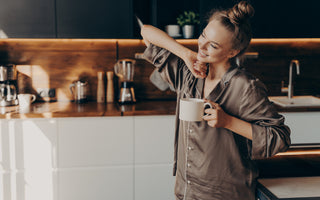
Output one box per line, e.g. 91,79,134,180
184,122,193,198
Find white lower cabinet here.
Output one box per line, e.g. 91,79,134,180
57,116,134,167
134,115,176,200
57,116,134,200
281,112,320,144
135,165,175,200
58,167,133,200
0,118,58,200
0,115,176,200
134,115,175,164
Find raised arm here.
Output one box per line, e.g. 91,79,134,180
141,25,207,78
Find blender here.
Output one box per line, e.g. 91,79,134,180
114,59,136,104
0,64,18,106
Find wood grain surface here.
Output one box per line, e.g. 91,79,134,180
0,38,319,102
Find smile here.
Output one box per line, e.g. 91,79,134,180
198,50,208,58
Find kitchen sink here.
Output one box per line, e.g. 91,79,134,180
269,95,320,108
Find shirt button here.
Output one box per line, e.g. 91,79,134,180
187,146,192,150
187,180,191,184
188,129,193,133
187,163,191,168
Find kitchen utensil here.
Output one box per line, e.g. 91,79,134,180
106,71,114,103
0,64,18,106
114,59,136,104
97,72,105,103
0,64,17,81
69,80,88,103
18,94,36,109
179,98,212,121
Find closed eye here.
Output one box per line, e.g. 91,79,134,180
201,31,218,49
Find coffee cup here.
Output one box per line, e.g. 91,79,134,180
165,25,181,37
179,98,212,121
18,94,36,109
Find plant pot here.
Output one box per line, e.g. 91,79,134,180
182,25,194,39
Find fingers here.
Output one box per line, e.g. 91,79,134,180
193,61,207,78
204,99,220,109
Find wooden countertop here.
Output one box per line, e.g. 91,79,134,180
0,100,177,119
1,100,320,119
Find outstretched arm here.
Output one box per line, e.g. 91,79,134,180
141,25,207,78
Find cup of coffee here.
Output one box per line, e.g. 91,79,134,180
165,25,181,37
18,94,36,109
179,98,212,121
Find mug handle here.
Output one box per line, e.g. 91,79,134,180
203,102,213,117
31,94,36,103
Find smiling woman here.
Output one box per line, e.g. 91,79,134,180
141,1,291,199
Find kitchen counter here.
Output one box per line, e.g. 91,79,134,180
1,100,320,119
257,176,320,199
0,100,177,119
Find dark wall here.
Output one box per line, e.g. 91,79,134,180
200,0,320,38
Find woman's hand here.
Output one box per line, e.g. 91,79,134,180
184,50,208,79
203,99,253,140
202,100,232,128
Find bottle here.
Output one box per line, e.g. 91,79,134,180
97,71,105,103
106,71,114,103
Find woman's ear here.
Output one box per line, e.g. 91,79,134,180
228,49,240,59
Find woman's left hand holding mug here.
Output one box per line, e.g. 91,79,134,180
202,99,232,129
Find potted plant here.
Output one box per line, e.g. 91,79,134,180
177,11,200,39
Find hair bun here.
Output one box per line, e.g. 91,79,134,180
227,1,254,25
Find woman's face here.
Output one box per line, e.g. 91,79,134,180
197,19,238,64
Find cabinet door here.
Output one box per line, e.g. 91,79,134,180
56,0,133,38
0,118,58,200
58,116,134,167
0,0,55,38
57,116,134,200
134,115,176,200
134,115,175,164
59,167,133,200
281,112,320,144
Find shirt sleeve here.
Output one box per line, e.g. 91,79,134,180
143,43,190,91
239,78,291,159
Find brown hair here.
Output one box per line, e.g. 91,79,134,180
208,1,254,63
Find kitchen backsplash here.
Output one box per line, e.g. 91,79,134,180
0,38,319,102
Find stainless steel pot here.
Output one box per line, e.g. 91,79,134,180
0,64,17,81
69,80,88,103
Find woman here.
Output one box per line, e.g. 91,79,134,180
141,1,290,199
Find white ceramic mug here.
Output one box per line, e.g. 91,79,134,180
179,98,212,121
18,94,36,108
165,25,181,37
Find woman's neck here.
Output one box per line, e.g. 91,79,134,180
207,62,231,80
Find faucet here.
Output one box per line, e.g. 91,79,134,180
281,59,300,99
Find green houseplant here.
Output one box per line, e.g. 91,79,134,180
177,11,200,27
176,11,200,39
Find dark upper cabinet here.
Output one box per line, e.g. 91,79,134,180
56,0,133,38
199,0,320,38
0,0,55,38
0,0,319,38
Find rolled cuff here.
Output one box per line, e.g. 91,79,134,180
251,124,268,159
143,43,172,71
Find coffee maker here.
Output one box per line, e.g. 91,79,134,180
114,59,136,104
0,64,18,106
